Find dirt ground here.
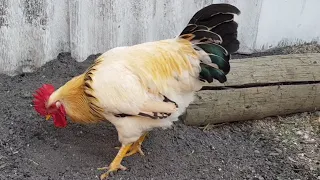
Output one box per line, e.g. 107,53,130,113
0,43,319,180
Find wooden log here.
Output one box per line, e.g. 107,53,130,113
185,84,320,126
183,53,320,126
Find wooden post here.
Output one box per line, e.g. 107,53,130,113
183,53,320,126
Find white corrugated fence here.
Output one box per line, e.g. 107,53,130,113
1,0,319,75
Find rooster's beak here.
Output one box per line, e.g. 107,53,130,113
46,115,51,120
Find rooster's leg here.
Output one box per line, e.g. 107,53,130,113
98,144,132,180
125,132,148,157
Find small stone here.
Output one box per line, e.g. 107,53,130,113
265,161,272,166
52,142,59,149
269,152,279,156
295,130,303,135
218,168,222,171
22,92,32,98
255,175,264,180
0,163,8,169
274,148,282,154
298,153,305,157
12,151,19,155
9,129,14,135
249,167,256,173
144,163,152,169
254,150,260,154
288,157,298,163
305,139,316,143
303,134,310,140
177,135,184,140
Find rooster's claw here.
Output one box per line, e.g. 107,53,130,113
98,164,127,180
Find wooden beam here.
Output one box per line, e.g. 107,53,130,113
203,53,320,87
184,53,320,126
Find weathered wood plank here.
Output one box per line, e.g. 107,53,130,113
2,1,320,76
205,53,320,87
0,0,70,75
184,84,320,126
1,0,267,75
68,0,208,62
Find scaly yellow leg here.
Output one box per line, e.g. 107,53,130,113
125,132,149,157
98,144,132,180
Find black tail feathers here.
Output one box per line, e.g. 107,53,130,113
179,3,240,83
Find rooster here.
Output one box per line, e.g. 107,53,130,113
33,3,240,179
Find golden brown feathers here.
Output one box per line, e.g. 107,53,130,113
83,56,105,120
121,39,199,92
50,74,105,124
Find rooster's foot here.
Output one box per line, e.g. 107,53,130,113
98,144,131,180
125,132,148,157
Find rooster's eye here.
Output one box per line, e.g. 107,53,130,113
56,101,61,108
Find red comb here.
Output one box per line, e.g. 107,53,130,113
33,84,55,116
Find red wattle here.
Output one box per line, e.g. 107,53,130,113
52,105,68,128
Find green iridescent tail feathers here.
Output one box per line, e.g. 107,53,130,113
179,3,241,83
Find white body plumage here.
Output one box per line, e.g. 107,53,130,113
90,39,203,145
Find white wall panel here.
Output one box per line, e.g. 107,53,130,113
0,0,319,75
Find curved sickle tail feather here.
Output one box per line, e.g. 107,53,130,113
179,3,240,83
